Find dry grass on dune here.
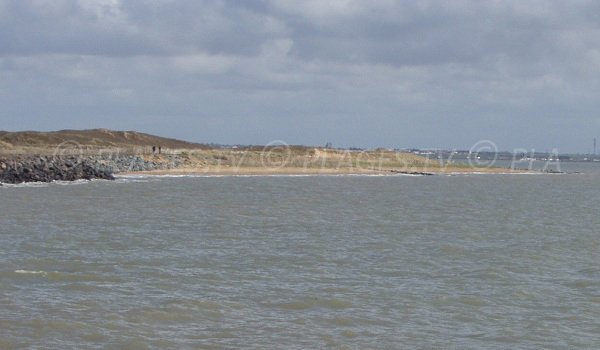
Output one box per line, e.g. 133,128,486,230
0,129,522,174
0,129,210,155
141,148,505,174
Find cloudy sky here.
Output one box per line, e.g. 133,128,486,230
1,0,600,152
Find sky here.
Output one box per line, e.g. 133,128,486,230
1,0,600,153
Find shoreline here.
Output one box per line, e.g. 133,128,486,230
123,165,537,177
0,149,548,184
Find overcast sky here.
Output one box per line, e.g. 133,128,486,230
1,0,600,152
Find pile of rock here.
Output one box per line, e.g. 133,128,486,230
0,153,190,184
106,154,185,173
0,156,115,184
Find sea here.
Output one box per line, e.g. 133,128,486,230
1,162,599,349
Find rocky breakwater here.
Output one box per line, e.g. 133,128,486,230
106,154,186,173
0,155,115,184
0,153,190,184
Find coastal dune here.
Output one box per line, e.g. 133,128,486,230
0,129,527,183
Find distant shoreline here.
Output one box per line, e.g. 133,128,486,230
124,165,534,177
0,155,544,184
0,129,544,183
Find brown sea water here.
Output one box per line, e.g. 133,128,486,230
1,164,600,349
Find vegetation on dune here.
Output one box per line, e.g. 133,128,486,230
0,129,210,155
0,129,512,174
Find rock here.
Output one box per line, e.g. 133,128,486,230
0,155,115,184
0,152,192,184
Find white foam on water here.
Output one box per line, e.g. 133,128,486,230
2,170,568,188
0,182,50,188
53,179,93,186
14,270,47,275
0,178,116,188
115,173,400,179
215,173,398,178
113,171,570,179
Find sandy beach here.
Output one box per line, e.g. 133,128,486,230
125,165,532,176
0,129,540,184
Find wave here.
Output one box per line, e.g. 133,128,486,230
269,297,353,310
14,269,47,275
115,173,401,180
12,270,123,283
0,178,115,188
1,182,50,188
2,171,559,187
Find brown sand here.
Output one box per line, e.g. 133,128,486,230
125,165,532,176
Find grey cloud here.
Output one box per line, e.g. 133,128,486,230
0,0,286,57
3,1,597,68
0,1,166,56
1,0,600,152
274,1,592,68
